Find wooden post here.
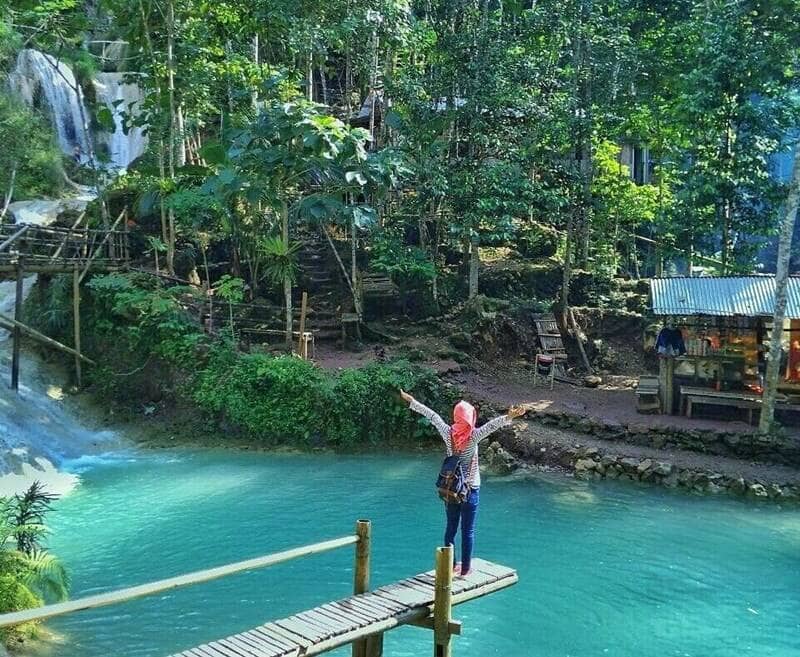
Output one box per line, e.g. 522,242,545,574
433,545,454,657
298,291,308,359
658,357,675,415
10,261,23,391
123,210,130,263
73,266,82,388
353,519,373,657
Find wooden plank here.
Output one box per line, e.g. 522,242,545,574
300,609,348,635
212,638,257,657
225,635,278,657
372,583,431,607
250,626,299,652
340,597,392,622
313,605,362,631
353,594,405,615
269,620,317,647
326,601,374,625
276,617,327,642
359,593,407,613
469,559,515,579
290,612,336,638
239,629,293,655
190,644,229,657
239,629,300,657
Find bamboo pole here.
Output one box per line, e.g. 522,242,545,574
352,519,372,657
433,545,454,657
0,225,29,253
298,291,309,359
50,211,87,261
0,533,358,628
0,312,95,365
79,209,126,282
10,262,23,391
73,266,82,388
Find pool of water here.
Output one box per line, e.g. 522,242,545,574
39,450,800,657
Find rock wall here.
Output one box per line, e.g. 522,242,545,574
483,432,800,504
527,409,800,466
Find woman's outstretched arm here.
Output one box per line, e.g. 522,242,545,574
400,389,452,445
472,405,526,443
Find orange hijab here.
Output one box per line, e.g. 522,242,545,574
451,401,477,452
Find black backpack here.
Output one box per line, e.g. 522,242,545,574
436,454,470,503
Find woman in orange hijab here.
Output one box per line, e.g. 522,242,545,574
401,390,525,576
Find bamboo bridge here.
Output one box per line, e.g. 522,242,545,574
0,520,518,657
0,212,129,390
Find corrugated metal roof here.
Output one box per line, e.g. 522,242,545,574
650,276,800,318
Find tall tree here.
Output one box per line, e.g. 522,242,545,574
760,139,800,433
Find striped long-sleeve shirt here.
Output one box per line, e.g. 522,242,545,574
410,400,512,488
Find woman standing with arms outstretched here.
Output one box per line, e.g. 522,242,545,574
400,390,526,576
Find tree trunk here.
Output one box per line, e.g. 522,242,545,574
166,0,178,273
759,139,800,433
576,0,593,268
561,205,575,321
1,167,15,221
468,237,479,299
282,201,293,346
351,209,361,316
252,33,260,110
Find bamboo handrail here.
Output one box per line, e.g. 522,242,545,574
0,313,96,365
50,211,88,261
0,534,358,628
79,209,127,282
0,224,30,253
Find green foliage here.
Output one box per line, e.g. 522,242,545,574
193,348,332,442
371,235,436,290
87,274,205,370
0,94,64,201
260,237,301,287
330,360,452,445
0,483,69,646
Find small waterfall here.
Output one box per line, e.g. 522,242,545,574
0,279,122,496
8,49,93,163
93,73,148,170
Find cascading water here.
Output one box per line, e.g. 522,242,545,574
93,73,148,170
0,279,122,496
8,49,93,163
8,48,147,173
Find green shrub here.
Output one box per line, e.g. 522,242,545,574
0,575,41,643
329,360,452,446
193,347,333,443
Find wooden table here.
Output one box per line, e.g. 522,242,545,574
680,386,762,424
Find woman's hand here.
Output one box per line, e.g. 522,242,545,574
508,405,527,419
399,389,415,405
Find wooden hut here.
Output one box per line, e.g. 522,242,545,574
649,276,800,422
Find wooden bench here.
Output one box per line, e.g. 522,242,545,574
168,558,517,657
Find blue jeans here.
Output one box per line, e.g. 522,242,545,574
444,488,479,573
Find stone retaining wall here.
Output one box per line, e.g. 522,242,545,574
483,431,800,504
528,410,800,467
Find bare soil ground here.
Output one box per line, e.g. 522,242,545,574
314,340,800,486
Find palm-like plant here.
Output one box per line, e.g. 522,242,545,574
260,236,300,289
0,482,70,608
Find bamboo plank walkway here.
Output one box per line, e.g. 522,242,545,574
168,558,517,657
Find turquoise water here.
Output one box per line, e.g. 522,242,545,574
42,451,800,657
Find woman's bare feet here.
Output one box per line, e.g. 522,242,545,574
453,562,462,575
